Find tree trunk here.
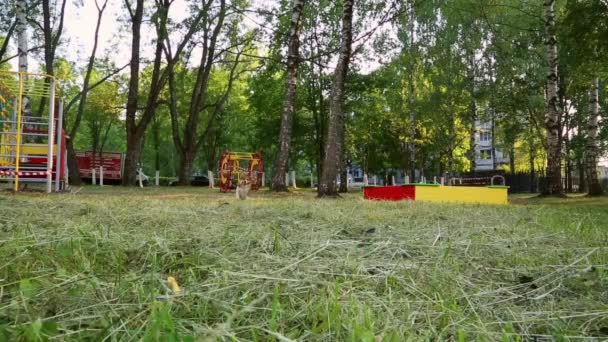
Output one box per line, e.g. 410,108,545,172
529,147,536,193
316,77,326,183
446,109,456,177
407,0,417,182
178,149,195,186
586,77,603,196
542,0,564,196
123,0,144,186
509,146,515,175
124,131,143,186
272,0,305,192
65,0,107,186
36,0,67,117
491,109,497,170
467,51,477,172
339,166,348,193
66,140,81,186
0,19,16,63
16,0,28,73
578,158,586,193
566,157,573,193
318,0,354,197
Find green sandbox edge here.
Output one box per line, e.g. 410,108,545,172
403,183,441,187
486,185,510,189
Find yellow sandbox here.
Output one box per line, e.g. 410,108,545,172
415,185,508,205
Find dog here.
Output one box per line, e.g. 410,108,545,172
236,176,252,200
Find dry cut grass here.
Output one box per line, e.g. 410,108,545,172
0,187,607,341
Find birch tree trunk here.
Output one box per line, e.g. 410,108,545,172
586,77,603,196
467,51,477,172
542,0,564,196
318,0,354,197
272,0,306,191
16,0,28,74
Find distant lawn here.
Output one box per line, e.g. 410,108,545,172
0,187,607,340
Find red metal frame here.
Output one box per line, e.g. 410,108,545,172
218,151,263,193
12,127,67,181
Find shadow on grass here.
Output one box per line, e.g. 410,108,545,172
510,192,608,209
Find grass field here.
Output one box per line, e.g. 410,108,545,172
0,187,607,341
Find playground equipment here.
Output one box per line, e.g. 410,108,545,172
218,151,263,192
0,71,66,192
363,183,509,205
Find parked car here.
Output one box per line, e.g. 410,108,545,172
169,175,210,186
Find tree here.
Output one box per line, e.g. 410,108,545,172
271,0,306,192
16,0,28,73
0,6,17,64
406,0,416,181
560,0,608,195
40,0,67,77
318,0,354,197
586,77,603,196
122,0,205,186
63,0,109,185
542,0,563,196
164,0,249,184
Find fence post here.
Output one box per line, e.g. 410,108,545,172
92,168,96,185
392,175,396,185
310,173,314,188
373,175,377,186
138,168,143,188
155,170,160,186
99,166,104,186
363,174,368,186
261,172,265,187
404,175,409,184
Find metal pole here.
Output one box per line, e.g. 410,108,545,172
99,166,103,186
46,78,56,193
55,100,63,191
14,72,25,192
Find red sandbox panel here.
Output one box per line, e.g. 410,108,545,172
363,186,416,201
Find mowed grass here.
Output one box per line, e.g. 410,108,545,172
0,187,607,341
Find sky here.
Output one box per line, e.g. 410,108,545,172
10,0,196,71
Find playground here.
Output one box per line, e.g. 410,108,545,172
0,187,606,340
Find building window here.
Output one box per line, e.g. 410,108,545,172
479,149,492,160
480,131,491,142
